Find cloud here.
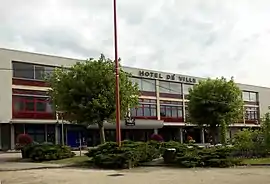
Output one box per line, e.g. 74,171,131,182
1,0,270,87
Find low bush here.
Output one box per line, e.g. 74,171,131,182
86,141,160,169
26,143,75,161
162,142,242,168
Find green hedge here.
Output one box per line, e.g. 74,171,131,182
86,140,160,169
23,143,75,161
161,142,242,167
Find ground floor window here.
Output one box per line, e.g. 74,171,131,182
25,124,45,143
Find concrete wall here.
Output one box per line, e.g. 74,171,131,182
238,83,270,117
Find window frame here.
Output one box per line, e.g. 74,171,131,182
242,91,258,102
12,61,56,81
160,100,183,118
13,95,53,114
131,99,157,118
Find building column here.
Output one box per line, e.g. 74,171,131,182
55,124,59,144
179,128,183,143
180,84,185,123
10,124,15,150
154,128,158,134
0,124,2,150
45,124,48,142
201,128,205,144
155,80,161,120
65,127,68,145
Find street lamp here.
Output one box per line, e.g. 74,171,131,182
113,0,121,146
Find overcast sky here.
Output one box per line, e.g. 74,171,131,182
1,0,270,86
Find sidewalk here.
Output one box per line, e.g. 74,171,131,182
0,151,86,171
0,162,64,171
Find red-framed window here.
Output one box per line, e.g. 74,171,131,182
160,100,183,122
131,99,157,119
12,95,55,119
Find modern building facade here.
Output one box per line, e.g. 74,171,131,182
0,48,268,150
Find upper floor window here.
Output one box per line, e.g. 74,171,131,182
13,95,53,113
183,84,194,94
159,81,181,94
131,77,156,92
242,91,258,102
13,61,55,80
131,99,157,117
160,100,183,118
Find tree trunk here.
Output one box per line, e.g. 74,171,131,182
220,121,227,145
210,126,217,145
98,122,106,144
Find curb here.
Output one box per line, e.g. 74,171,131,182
0,164,75,172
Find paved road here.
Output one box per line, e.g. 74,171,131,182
0,167,270,184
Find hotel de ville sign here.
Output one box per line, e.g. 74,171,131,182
138,70,197,84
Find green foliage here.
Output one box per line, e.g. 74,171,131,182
25,143,75,161
162,143,242,168
232,128,267,158
86,141,160,169
187,77,244,143
262,113,270,149
47,54,139,143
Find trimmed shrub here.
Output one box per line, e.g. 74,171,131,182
86,141,160,169
162,142,242,168
28,143,75,161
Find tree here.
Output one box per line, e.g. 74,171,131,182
47,54,139,144
262,113,270,149
187,77,244,144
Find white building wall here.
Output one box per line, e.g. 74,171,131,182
0,49,13,123
0,48,80,124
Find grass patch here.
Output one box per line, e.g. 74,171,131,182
242,158,270,165
43,156,90,166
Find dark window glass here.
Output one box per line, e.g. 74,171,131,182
35,66,45,80
131,99,157,117
14,100,24,112
160,101,183,118
25,101,35,111
13,62,34,79
36,101,46,112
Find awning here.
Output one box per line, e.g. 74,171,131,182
88,119,164,129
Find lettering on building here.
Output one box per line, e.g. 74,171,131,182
138,70,197,84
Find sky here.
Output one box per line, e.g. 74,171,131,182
1,0,270,87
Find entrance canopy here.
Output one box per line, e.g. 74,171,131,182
87,119,164,130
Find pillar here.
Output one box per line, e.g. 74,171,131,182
0,124,2,150
179,128,183,143
201,128,205,144
55,124,59,144
154,128,158,134
155,80,161,120
10,124,15,150
45,124,48,142
65,126,68,145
